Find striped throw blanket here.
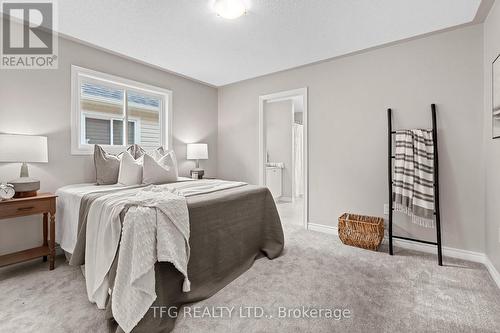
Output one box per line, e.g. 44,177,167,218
393,129,435,228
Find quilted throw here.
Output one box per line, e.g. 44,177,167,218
392,129,435,228
112,187,190,333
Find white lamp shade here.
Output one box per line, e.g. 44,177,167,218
0,134,48,163
187,143,208,160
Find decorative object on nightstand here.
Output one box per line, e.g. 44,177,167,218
0,193,57,270
0,183,15,200
0,134,48,198
187,143,208,179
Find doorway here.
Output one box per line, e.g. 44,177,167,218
259,88,308,229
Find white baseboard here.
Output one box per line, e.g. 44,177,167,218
277,196,293,203
484,257,500,290
306,222,500,289
384,237,486,263
390,238,500,289
307,223,338,235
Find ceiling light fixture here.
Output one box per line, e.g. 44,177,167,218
213,0,246,20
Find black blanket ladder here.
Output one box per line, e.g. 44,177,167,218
387,104,443,266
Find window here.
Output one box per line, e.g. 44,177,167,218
71,66,172,155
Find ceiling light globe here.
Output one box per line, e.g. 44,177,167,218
213,0,246,19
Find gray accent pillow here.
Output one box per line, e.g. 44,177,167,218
128,144,145,159
94,145,121,185
93,144,159,185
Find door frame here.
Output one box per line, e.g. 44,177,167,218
258,87,309,229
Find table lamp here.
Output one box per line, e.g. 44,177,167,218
187,143,208,179
0,134,48,198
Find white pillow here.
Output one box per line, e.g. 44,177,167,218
142,151,178,184
118,151,144,185
147,147,166,162
163,149,179,177
147,148,179,174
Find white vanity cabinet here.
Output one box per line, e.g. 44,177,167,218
266,166,283,198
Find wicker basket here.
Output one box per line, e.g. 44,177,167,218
338,213,384,251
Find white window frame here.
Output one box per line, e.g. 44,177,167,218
71,65,172,155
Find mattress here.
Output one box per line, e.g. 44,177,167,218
55,183,129,254
55,178,193,253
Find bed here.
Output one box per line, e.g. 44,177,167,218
55,179,284,333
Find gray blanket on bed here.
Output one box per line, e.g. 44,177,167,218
69,184,284,333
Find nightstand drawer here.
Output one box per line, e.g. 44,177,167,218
0,198,51,219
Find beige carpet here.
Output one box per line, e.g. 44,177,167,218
1,224,500,333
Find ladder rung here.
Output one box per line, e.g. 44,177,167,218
391,208,437,215
392,235,438,246
390,181,436,186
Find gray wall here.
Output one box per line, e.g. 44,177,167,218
265,100,293,198
218,25,485,252
483,2,500,274
0,33,218,255
0,19,490,259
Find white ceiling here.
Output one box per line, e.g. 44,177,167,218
56,0,482,86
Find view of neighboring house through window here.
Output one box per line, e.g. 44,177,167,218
72,66,170,154
81,83,161,151
127,90,162,150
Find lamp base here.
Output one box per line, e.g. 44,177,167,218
9,177,40,198
14,191,38,198
190,168,205,179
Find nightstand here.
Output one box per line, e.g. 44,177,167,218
0,193,57,270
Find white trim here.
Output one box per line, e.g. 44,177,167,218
266,96,298,104
385,237,484,263
389,238,500,289
259,88,308,230
291,101,295,201
73,65,172,97
308,223,339,235
307,223,500,289
259,88,308,104
484,257,500,290
71,65,172,155
123,89,129,148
